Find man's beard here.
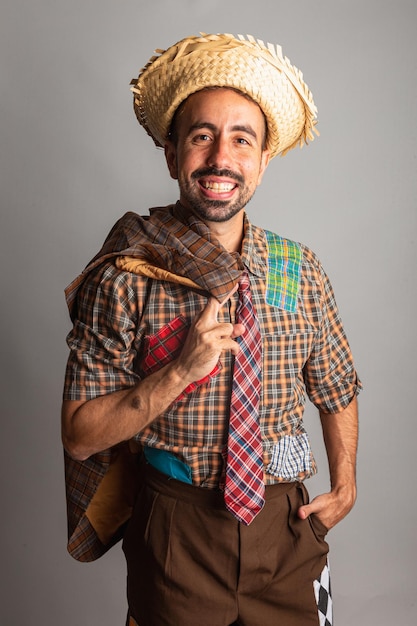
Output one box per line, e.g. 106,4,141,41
179,167,257,223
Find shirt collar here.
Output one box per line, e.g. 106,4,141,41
239,214,267,278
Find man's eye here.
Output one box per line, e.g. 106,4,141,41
236,137,249,145
194,134,211,142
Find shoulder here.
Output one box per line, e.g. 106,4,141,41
79,261,138,294
73,261,149,321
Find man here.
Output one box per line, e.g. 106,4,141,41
62,33,361,626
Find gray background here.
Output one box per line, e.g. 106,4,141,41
1,0,416,624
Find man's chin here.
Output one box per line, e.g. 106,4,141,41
191,203,243,223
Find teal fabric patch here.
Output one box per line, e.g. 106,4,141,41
144,446,193,484
265,230,302,312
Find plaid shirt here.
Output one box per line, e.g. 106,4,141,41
64,205,361,490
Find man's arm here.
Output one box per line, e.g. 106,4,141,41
298,396,359,530
62,292,243,461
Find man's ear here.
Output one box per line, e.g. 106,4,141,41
164,141,178,180
256,149,270,186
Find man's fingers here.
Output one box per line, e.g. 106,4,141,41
298,494,329,520
297,504,312,520
188,284,245,361
231,322,245,339
176,284,243,384
200,296,222,323
297,491,352,530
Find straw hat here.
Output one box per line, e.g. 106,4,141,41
130,33,318,158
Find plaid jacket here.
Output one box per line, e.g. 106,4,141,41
63,203,361,561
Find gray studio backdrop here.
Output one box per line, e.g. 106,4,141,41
1,1,416,624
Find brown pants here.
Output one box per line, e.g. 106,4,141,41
123,463,329,626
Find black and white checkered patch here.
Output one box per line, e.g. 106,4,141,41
314,560,333,626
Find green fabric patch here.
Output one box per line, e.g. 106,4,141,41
265,230,302,312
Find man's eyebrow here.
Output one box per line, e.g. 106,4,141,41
231,124,258,140
187,122,259,140
187,122,217,134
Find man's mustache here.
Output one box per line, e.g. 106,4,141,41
191,167,244,185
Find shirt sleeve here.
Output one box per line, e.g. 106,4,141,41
63,263,141,401
303,254,362,413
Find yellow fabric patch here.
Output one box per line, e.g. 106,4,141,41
85,441,140,545
116,255,201,290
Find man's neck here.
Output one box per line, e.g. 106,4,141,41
209,222,243,253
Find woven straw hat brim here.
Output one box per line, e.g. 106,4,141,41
131,33,318,158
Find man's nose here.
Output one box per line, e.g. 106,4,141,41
206,137,232,169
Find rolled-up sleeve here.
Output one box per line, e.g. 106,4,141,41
303,262,362,413
63,263,141,401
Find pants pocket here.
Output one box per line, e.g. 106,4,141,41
309,512,329,539
297,482,329,537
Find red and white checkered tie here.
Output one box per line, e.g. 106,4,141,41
224,271,265,525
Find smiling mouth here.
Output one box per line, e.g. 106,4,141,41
200,180,237,192
192,168,244,192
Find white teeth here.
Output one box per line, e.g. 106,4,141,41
202,181,235,192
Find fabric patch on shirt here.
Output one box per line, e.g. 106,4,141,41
265,230,302,312
143,446,192,484
266,434,312,480
142,315,221,400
